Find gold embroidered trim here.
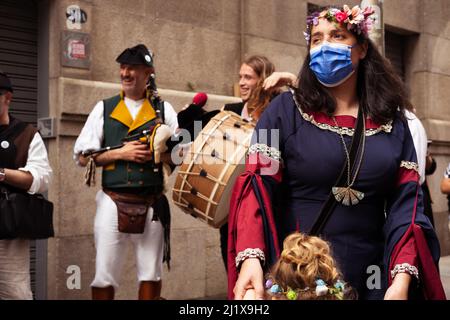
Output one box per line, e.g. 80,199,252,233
247,144,282,162
290,89,393,137
400,161,419,173
235,248,265,268
391,263,419,281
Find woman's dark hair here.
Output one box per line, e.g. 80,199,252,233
295,25,412,125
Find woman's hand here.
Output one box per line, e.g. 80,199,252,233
263,72,298,91
243,288,257,300
384,273,412,300
233,258,265,300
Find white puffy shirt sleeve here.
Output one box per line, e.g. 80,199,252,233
18,133,53,195
445,163,450,179
163,101,179,134
405,110,427,185
73,101,105,165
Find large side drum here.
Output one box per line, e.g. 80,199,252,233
173,111,255,228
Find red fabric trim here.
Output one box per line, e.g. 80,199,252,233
227,173,251,299
388,184,446,299
246,153,283,182
391,233,418,274
307,111,382,130
227,153,282,299
389,223,446,299
396,167,420,187
413,224,446,300
389,226,410,287
235,185,266,254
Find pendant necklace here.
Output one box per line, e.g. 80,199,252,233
331,115,366,206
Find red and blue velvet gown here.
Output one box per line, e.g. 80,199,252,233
227,91,445,300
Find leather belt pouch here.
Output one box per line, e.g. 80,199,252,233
104,189,157,234
116,200,148,234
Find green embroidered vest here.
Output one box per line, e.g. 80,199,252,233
102,94,164,193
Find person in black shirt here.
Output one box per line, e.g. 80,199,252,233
422,145,437,226
220,56,296,271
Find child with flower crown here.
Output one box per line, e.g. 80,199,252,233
244,232,356,300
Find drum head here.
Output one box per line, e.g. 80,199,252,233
172,110,255,228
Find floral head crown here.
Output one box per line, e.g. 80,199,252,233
304,5,376,45
265,278,348,300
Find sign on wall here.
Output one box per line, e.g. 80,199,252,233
66,5,88,30
61,31,91,69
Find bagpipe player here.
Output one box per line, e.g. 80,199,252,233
73,44,177,300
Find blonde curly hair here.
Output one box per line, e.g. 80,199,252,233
267,232,356,300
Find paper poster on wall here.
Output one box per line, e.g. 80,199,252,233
61,31,91,69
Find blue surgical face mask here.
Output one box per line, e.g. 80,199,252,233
309,42,355,87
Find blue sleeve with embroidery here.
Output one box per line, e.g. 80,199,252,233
251,91,298,154
383,117,440,284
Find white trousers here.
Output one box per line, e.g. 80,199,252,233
91,190,164,289
0,239,32,300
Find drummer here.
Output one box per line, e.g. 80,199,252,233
219,55,297,271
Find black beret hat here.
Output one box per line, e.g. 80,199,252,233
116,44,154,67
0,71,13,92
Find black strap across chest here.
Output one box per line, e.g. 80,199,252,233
309,106,365,236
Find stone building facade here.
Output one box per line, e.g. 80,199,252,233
1,0,449,299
